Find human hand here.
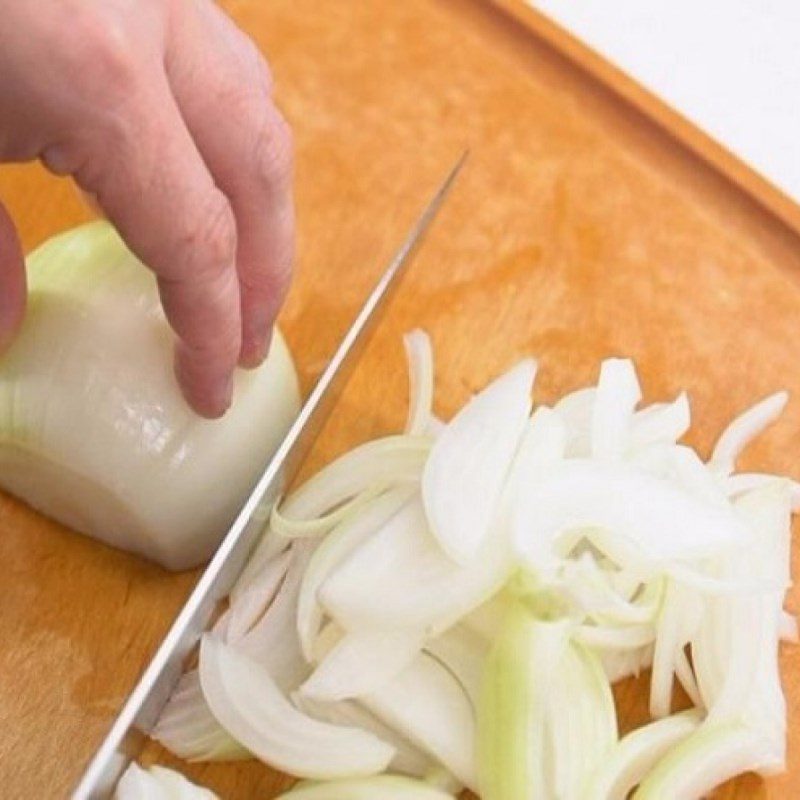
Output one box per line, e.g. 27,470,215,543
0,0,294,417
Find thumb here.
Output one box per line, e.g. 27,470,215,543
0,199,25,353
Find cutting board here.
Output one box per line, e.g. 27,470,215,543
2,1,800,797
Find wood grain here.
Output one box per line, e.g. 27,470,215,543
1,0,800,797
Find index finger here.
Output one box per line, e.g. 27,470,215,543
167,0,294,368
70,76,242,418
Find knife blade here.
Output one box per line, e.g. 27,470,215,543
72,151,467,799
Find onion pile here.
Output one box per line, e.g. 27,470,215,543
150,331,797,799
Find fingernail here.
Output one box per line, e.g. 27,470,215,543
241,314,273,369
211,373,235,416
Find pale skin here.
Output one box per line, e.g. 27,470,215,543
0,0,294,418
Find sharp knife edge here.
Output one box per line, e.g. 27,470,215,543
72,150,468,799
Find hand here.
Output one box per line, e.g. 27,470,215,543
0,0,294,417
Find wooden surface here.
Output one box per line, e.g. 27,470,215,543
1,1,800,797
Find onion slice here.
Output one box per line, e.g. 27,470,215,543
404,330,436,437
591,358,641,461
711,392,788,475
478,605,571,799
422,360,535,564
363,654,477,790
300,629,424,702
297,486,414,660
274,775,457,800
587,710,701,799
115,763,219,799
513,460,753,578
199,635,394,779
152,670,249,762
321,494,511,634
634,722,780,798
279,436,430,522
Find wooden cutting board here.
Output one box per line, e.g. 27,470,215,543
2,1,800,797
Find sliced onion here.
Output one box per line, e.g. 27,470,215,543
514,460,753,578
587,710,701,799
404,330,435,437
629,393,690,452
422,360,535,564
321,494,511,635
300,629,423,702
237,541,315,691
363,653,477,790
576,623,655,652
547,641,617,799
270,488,382,539
478,606,571,798
591,358,641,462
297,487,414,660
504,406,566,499
278,436,430,522
230,526,291,603
634,722,780,798
424,624,489,709
711,391,788,475
600,645,654,684
650,580,702,718
226,548,292,643
152,669,249,762
115,762,219,799
199,635,394,779
274,775,456,800
293,693,436,779
695,486,790,736
553,387,595,457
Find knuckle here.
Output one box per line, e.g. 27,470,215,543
253,112,294,190
63,10,139,101
183,191,238,279
239,37,274,93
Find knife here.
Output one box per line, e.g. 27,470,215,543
72,151,467,799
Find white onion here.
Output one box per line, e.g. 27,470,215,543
0,222,300,569
199,635,395,779
147,335,795,800
421,360,535,564
115,763,218,799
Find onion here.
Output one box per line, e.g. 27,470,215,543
591,358,641,461
0,222,300,569
274,776,457,800
199,635,395,779
300,629,424,702
587,710,701,799
152,670,248,762
292,694,437,778
320,494,511,634
363,653,477,790
421,360,535,564
147,333,795,800
477,605,571,798
115,763,218,799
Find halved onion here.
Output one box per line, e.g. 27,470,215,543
0,222,300,569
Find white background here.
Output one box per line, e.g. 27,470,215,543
531,1,800,204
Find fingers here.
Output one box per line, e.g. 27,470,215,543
0,200,25,353
73,72,241,418
165,0,295,368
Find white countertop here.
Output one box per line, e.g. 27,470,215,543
530,0,800,204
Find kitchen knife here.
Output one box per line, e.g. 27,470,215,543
72,151,467,799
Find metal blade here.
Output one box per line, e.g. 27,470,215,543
72,151,467,799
